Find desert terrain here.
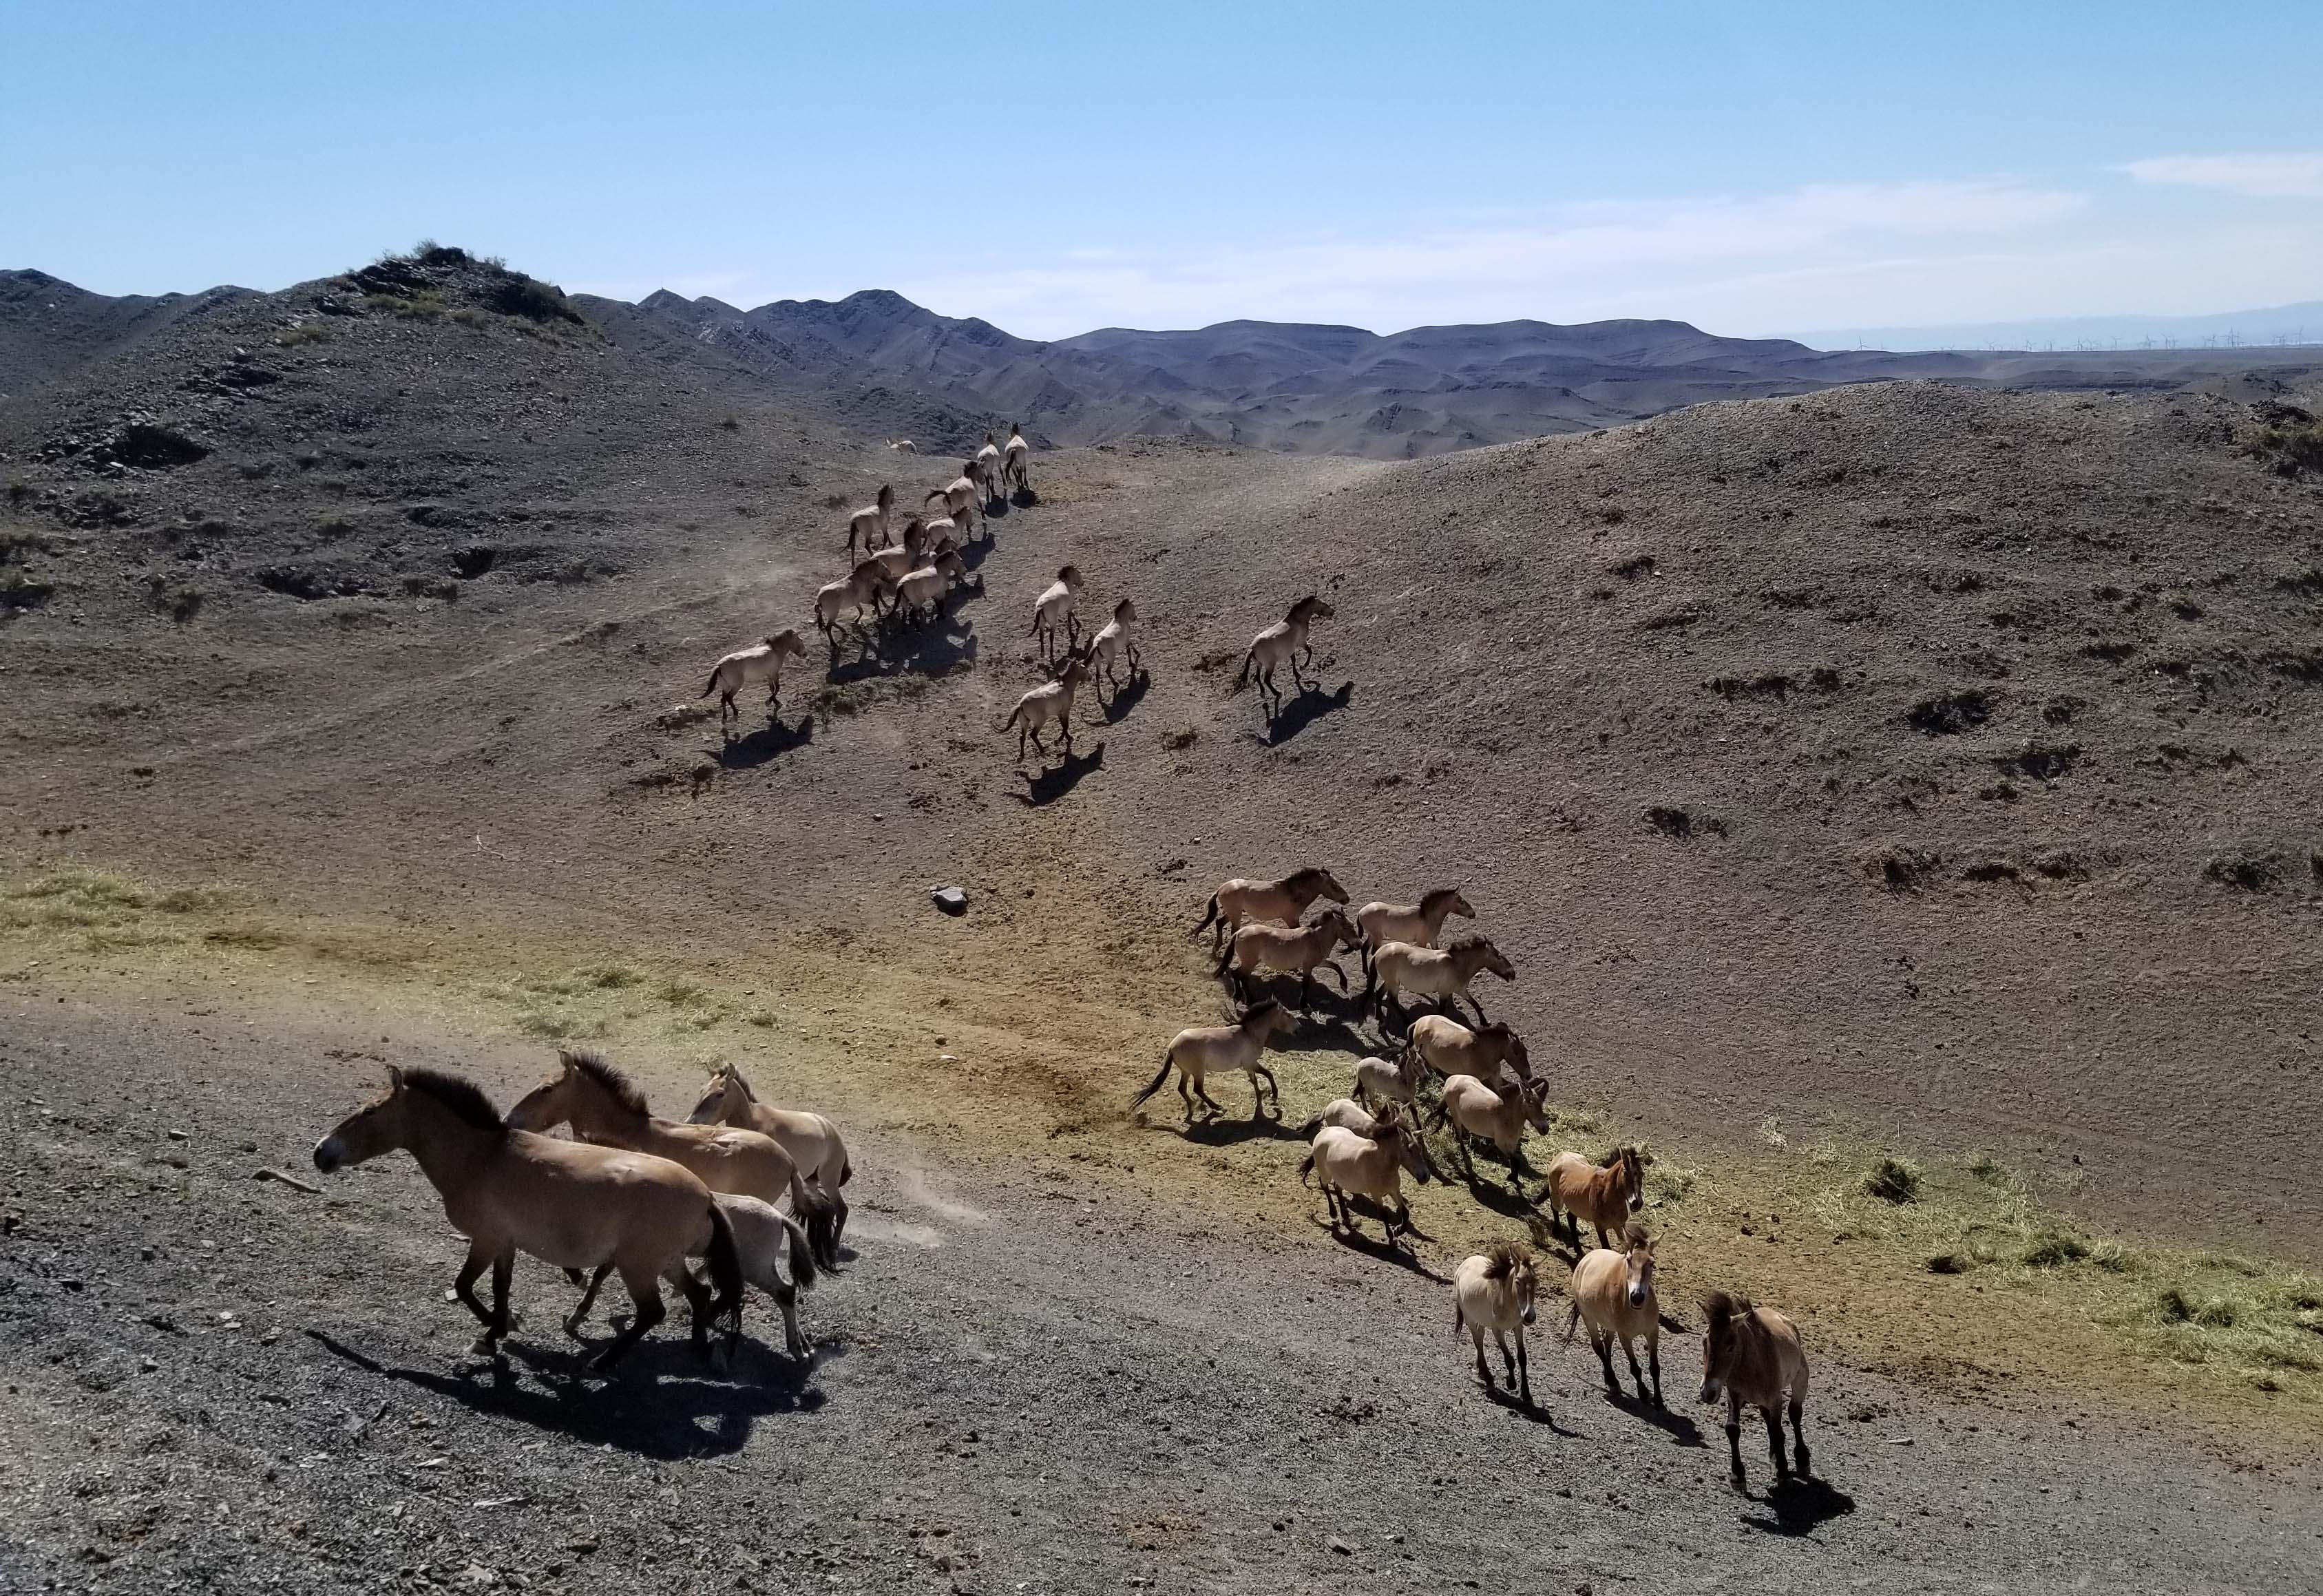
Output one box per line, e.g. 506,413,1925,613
3,248,2321,1592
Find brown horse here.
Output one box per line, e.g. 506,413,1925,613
1567,1221,1663,1407
1700,1290,1813,1489
507,1049,839,1270
1544,1145,1646,1249
1189,866,1350,950
311,1067,744,1369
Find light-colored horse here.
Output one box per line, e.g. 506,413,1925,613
1544,1145,1645,1250
1700,1290,1812,1489
926,472,986,536
845,484,894,558
1454,1241,1541,1407
1296,1096,1378,1139
1352,1051,1423,1111
816,558,895,639
686,1062,853,1257
1568,1223,1663,1407
1002,654,1091,762
1354,888,1474,976
1217,907,1359,1010
1299,1100,1431,1250
1131,1000,1296,1123
704,630,810,728
1088,598,1141,691
1027,565,1084,659
1190,867,1349,949
1237,594,1334,715
1001,424,1030,494
311,1067,744,1369
565,1192,816,1362
1433,1068,1552,1193
1398,1014,1529,1084
1368,934,1516,1027
894,549,967,627
506,1049,838,1270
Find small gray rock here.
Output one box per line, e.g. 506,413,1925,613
929,886,969,916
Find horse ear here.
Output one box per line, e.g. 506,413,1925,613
385,1063,406,1087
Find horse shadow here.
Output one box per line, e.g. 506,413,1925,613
1265,680,1354,746
1483,1383,1574,1434
1180,1111,1303,1147
1742,1476,1858,1537
304,1327,826,1460
1310,1212,1444,1279
711,713,813,769
1009,486,1039,509
1600,1387,1706,1447
1013,742,1104,806
1269,1011,1374,1056
1097,669,1151,724
1458,1166,1543,1224
826,619,979,683
957,536,996,574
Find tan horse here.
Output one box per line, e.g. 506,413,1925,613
1088,597,1142,691
1002,653,1091,763
1354,888,1474,977
925,472,986,536
1027,565,1085,659
1001,423,1030,494
1352,1051,1424,1111
1189,866,1349,949
1454,1240,1541,1407
844,484,895,558
685,1062,854,1257
893,549,967,628
1433,1067,1552,1193
1237,594,1334,715
506,1049,839,1270
974,432,1003,493
1398,1014,1529,1084
1296,1096,1379,1139
1217,907,1360,1009
1700,1290,1812,1488
565,1192,817,1362
1544,1145,1645,1249
704,630,810,728
1568,1222,1663,1407
1299,1100,1431,1250
311,1067,744,1369
816,558,896,639
1367,934,1516,1027
1131,1000,1296,1124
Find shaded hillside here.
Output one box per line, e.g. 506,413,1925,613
0,268,252,399
585,284,2323,458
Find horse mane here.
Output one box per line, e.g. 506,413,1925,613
722,1063,759,1103
1287,593,1323,618
1282,865,1333,891
401,1069,506,1137
1420,886,1463,912
1598,1144,1633,1169
1241,997,1285,1022
1622,1217,1652,1250
1701,1288,1752,1334
1482,1239,1531,1279
560,1048,650,1117
1442,932,1493,955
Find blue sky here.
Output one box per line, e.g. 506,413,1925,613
5,1,2321,339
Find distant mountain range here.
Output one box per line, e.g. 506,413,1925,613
1796,301,2323,354
7,262,2319,461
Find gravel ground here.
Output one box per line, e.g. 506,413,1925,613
4,1000,2316,1596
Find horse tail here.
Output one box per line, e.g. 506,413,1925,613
1295,1113,1323,1138
1454,1303,1466,1335
1212,937,1235,978
1128,1052,1173,1109
1002,702,1023,732
1189,893,1221,941
1563,1299,1582,1345
702,1201,746,1343
779,1210,819,1293
1297,1152,1316,1188
701,668,722,698
839,1153,853,1186
1235,647,1255,689
792,1171,841,1272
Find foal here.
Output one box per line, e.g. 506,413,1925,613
312,1067,744,1369
1544,1145,1646,1250
686,1062,854,1257
1454,1240,1541,1407
1699,1290,1812,1489
1217,907,1360,1009
1190,866,1350,949
1131,1000,1296,1124
1568,1221,1663,1407
1237,594,1334,715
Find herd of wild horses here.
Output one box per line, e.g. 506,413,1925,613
308,431,1816,1494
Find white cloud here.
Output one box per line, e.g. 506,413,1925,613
898,178,2087,337
2119,152,2323,199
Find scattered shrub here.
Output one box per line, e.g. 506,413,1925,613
1862,1157,1922,1204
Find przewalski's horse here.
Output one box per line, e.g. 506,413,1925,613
1454,1240,1542,1407
1190,866,1349,950
686,1062,853,1257
1367,934,1516,1028
1699,1290,1812,1489
704,630,810,729
1352,1051,1425,1112
1544,1145,1646,1250
1001,423,1031,494
1002,653,1091,763
1398,1014,1530,1085
817,558,896,640
1568,1221,1663,1407
506,1049,840,1270
1432,1067,1553,1193
1131,1000,1296,1124
311,1067,744,1369
845,484,895,558
1027,565,1085,660
1354,888,1474,976
1217,907,1360,1010
893,549,967,629
1237,594,1334,716
1299,1100,1431,1251
927,471,987,537
974,432,1004,496
1296,1096,1380,1139
565,1191,819,1362
1088,597,1142,693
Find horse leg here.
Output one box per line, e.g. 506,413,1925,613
591,1267,667,1371
1619,1332,1647,1400
451,1242,496,1332
565,1263,613,1338
1196,1081,1228,1120
1725,1392,1748,1487
1299,970,1314,1011
1177,1072,1197,1126
1515,1330,1533,1409
1253,1064,1281,1118
1648,1336,1665,1409
1763,1404,1791,1480
1787,1398,1811,1475
1472,1330,1491,1390
1495,1329,1517,1390
671,1259,717,1358
1591,1326,1620,1393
